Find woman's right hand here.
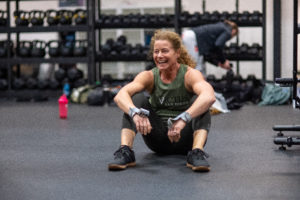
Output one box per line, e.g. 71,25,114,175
133,115,152,135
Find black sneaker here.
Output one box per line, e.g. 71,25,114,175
186,148,210,172
108,145,136,170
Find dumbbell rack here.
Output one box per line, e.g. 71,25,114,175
201,0,266,80
0,0,96,98
273,0,300,150
95,0,267,81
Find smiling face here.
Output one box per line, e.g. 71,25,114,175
153,40,180,70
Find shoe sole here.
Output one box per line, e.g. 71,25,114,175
186,163,210,172
108,162,136,170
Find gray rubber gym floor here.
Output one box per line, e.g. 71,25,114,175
0,99,300,200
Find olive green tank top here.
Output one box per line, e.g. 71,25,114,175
149,64,194,123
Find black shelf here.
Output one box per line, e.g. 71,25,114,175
0,0,96,98
0,25,89,33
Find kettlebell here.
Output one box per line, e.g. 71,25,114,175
46,9,60,26
30,10,45,26
17,41,32,57
73,40,87,57
0,40,14,57
47,40,60,57
59,10,73,25
0,10,7,26
60,41,74,57
73,9,87,25
31,40,46,57
14,10,30,26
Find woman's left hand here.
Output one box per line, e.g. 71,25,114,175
168,119,186,143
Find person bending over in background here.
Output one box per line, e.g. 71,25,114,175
108,30,216,172
182,20,238,75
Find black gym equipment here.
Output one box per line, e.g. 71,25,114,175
87,87,106,106
30,10,45,26
273,0,300,150
54,68,67,81
17,41,32,57
0,40,14,58
59,10,73,25
13,78,25,90
67,68,83,82
60,41,74,57
37,79,49,90
14,10,30,26
47,40,61,57
0,10,7,26
46,9,60,26
0,78,8,90
73,9,87,25
31,40,46,57
73,40,88,57
25,77,38,89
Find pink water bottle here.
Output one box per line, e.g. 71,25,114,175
58,94,68,119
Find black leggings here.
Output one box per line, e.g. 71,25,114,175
122,92,211,155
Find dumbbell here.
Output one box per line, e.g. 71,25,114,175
210,11,220,22
17,41,32,57
130,13,140,26
140,14,149,27
250,11,262,24
112,15,123,27
239,11,250,24
131,44,143,60
247,43,261,58
119,44,132,60
46,9,60,26
67,68,83,82
59,10,73,25
30,10,45,26
114,35,127,52
141,46,150,60
239,43,249,58
102,15,114,27
179,11,190,24
47,40,60,57
157,14,168,26
31,40,46,57
188,12,201,26
201,12,211,24
73,9,87,25
14,10,30,26
220,11,230,21
73,40,88,57
229,11,239,23
228,43,239,57
0,10,7,26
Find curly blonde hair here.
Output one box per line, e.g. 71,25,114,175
149,30,196,68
